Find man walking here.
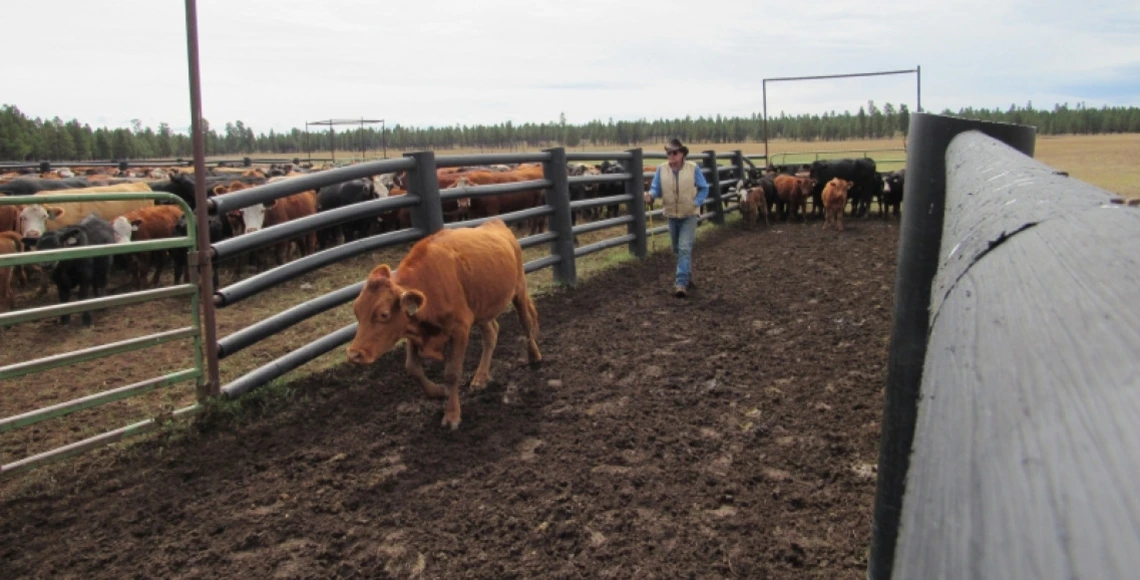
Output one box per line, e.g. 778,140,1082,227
644,138,709,298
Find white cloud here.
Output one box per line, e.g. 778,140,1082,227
3,0,1137,134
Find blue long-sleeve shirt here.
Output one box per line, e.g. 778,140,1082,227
649,163,711,207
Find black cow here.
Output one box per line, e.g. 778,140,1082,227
882,169,905,218
566,163,600,228
808,158,878,218
149,172,266,210
315,179,378,249
0,177,91,196
32,215,115,325
756,175,781,220
596,160,628,220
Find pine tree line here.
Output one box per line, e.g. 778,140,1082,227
2,101,1138,162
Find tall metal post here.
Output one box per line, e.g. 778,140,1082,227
183,0,220,399
543,147,577,286
916,65,923,112
762,80,769,165
732,149,746,188
626,148,647,258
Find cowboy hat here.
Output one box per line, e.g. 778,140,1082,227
664,138,689,156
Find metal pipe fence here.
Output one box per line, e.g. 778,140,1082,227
869,113,1140,579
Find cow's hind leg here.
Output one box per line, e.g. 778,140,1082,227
513,291,542,366
470,319,499,390
405,342,445,399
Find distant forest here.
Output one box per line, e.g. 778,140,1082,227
2,101,1139,162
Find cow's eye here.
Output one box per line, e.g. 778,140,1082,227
375,310,390,323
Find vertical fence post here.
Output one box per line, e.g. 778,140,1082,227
868,113,1036,580
627,148,647,258
184,0,220,399
702,150,725,225
404,151,443,235
729,149,747,188
543,147,577,287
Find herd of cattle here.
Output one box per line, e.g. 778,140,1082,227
738,158,906,231
0,155,904,324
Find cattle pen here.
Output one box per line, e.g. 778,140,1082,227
3,114,1139,578
1,145,751,478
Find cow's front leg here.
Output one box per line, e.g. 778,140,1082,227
56,277,71,325
470,319,499,390
405,342,445,399
78,274,94,326
441,329,471,430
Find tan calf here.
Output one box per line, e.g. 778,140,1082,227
822,178,853,231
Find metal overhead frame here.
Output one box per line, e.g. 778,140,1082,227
305,118,386,164
762,67,922,162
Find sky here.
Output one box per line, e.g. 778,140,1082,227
4,0,1138,135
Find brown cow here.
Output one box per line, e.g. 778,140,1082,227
0,230,22,312
774,175,814,223
346,219,542,430
739,185,771,228
230,181,319,268
442,171,545,235
111,204,186,289
0,205,20,287
0,204,18,234
822,178,853,231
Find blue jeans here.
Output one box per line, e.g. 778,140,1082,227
668,215,698,287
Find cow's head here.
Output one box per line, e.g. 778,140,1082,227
238,200,277,233
18,204,64,239
346,264,424,365
829,178,854,195
31,226,86,272
447,176,473,210
797,178,816,197
111,216,134,243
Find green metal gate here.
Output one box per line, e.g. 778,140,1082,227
0,192,206,478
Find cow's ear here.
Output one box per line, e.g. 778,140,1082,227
369,264,392,280
45,205,65,220
400,290,425,318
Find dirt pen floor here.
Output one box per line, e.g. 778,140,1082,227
1,217,899,579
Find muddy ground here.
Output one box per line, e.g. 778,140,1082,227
1,216,899,579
